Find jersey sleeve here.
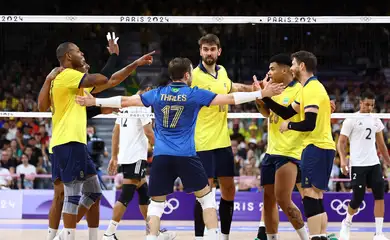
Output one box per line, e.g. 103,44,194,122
193,88,217,107
63,69,86,89
302,84,323,109
140,107,152,126
375,118,385,132
140,89,157,107
340,119,354,137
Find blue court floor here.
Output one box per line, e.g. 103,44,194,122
1,220,388,239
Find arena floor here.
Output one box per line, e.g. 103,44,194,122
1,219,389,239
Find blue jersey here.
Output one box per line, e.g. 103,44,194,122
140,82,217,157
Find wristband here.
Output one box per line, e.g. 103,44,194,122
95,96,122,108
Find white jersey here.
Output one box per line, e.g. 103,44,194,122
340,112,384,167
115,106,152,164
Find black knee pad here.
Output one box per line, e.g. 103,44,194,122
372,181,385,200
137,182,150,205
350,184,366,209
302,197,322,218
118,184,137,207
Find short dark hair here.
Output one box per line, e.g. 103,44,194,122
360,91,376,100
198,34,221,48
168,57,192,81
139,77,154,91
291,50,317,72
56,42,73,62
269,53,292,67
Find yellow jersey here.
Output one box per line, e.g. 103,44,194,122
296,76,335,150
266,80,304,160
191,63,232,151
49,68,92,152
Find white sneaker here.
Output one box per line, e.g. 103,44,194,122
102,233,118,240
157,229,177,240
339,219,351,240
373,234,389,240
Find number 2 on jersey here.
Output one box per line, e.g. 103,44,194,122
365,128,372,140
162,105,184,128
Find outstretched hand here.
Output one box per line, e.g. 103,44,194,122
76,90,96,107
135,51,155,66
262,80,284,98
106,32,119,55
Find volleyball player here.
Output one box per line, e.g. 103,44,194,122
254,54,309,240
192,34,254,240
103,78,176,240
262,51,335,240
338,91,390,240
39,33,154,240
47,39,153,240
75,57,284,240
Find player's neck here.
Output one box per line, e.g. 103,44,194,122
298,72,314,85
202,61,217,75
283,77,294,87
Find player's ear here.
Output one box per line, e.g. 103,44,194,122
217,47,222,56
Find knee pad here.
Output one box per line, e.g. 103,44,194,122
137,183,150,205
350,185,366,209
372,181,385,200
63,195,80,214
147,200,165,218
118,184,137,207
302,197,322,218
196,191,217,210
80,192,102,209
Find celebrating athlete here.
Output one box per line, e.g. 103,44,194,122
262,51,335,240
192,34,254,240
76,57,284,240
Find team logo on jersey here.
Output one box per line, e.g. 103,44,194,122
224,83,227,88
80,171,84,179
171,88,179,93
283,97,289,104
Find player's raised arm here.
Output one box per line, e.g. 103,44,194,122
209,81,284,106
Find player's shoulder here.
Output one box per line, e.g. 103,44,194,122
56,68,82,80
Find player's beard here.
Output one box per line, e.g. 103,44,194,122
202,56,217,66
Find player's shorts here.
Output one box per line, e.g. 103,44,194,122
51,142,97,184
148,155,208,197
197,147,235,178
301,144,335,191
351,164,384,189
119,160,147,180
260,154,301,186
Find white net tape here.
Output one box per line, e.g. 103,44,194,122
0,15,388,24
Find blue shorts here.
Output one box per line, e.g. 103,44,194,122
197,147,235,178
260,154,301,186
51,142,97,184
148,155,209,197
301,144,335,191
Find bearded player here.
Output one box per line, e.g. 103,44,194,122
192,33,254,240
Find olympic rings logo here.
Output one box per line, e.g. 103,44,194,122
213,16,224,22
330,199,366,216
164,198,179,215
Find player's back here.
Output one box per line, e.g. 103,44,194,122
267,80,304,159
116,106,152,164
191,64,232,151
140,82,217,157
341,113,384,166
299,76,335,150
49,68,89,151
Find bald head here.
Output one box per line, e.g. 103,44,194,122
56,42,75,63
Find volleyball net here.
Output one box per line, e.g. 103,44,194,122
0,15,389,190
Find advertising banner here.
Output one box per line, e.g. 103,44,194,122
7,190,390,222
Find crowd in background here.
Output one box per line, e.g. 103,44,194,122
0,1,390,192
